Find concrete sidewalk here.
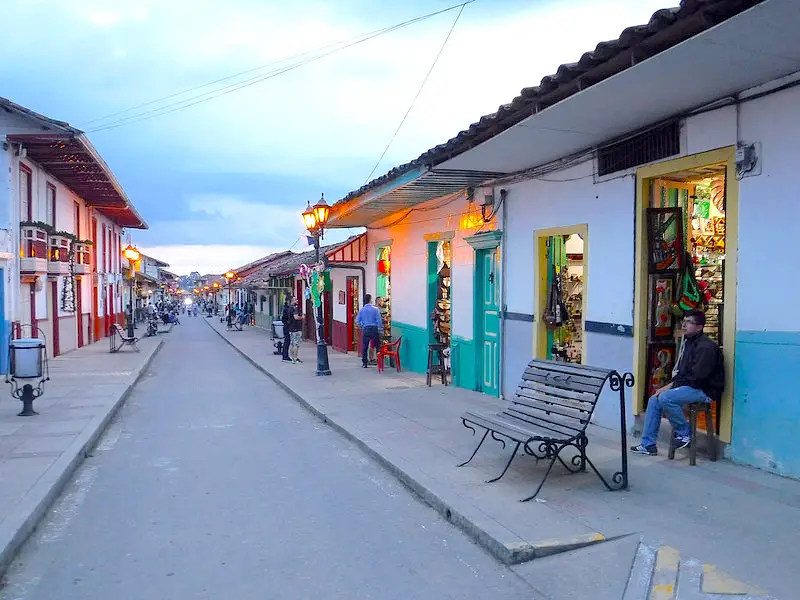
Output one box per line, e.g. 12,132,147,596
0,332,163,575
208,318,796,599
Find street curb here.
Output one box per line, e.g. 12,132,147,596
205,320,610,565
0,339,165,577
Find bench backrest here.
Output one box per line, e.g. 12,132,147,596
112,323,130,338
507,359,613,438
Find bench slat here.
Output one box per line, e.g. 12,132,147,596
527,359,612,379
524,365,607,389
514,388,595,414
521,372,603,395
512,394,592,422
503,407,585,436
463,410,573,442
517,380,597,403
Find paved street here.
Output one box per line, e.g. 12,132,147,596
0,317,541,600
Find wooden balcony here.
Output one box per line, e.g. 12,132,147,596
20,224,49,274
48,235,71,276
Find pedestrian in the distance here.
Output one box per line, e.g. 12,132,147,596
281,296,293,362
356,294,382,368
288,300,303,364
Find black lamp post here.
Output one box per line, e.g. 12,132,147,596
225,271,236,325
122,244,140,338
213,281,221,315
302,194,332,376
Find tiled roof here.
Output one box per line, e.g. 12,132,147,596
333,0,764,210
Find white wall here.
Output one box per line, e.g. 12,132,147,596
331,268,349,323
365,193,483,340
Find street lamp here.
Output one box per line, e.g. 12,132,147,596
212,281,221,315
122,244,140,338
225,271,236,325
302,193,332,376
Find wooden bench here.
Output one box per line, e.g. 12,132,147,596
109,323,140,353
459,359,633,501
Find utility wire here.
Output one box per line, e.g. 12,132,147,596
85,1,475,133
362,3,468,185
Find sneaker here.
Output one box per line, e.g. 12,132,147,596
282,358,291,363
362,363,368,368
673,436,691,450
295,359,303,363
630,444,658,456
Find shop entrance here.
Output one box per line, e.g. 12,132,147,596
376,245,392,343
534,226,587,364
635,147,738,443
346,276,360,352
427,240,452,347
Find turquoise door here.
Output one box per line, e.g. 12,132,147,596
476,249,500,395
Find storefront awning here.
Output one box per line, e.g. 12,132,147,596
328,167,502,228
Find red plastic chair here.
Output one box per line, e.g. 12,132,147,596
377,337,402,373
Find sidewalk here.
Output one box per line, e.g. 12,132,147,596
0,332,163,575
208,318,797,600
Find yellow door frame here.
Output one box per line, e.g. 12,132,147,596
534,224,589,362
633,146,738,443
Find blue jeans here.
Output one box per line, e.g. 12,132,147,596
361,326,381,365
641,386,709,447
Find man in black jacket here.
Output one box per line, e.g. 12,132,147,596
632,309,724,455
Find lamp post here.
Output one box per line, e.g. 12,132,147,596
212,281,221,315
301,194,332,376
224,271,236,325
122,244,140,338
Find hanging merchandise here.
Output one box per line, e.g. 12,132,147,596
678,252,704,312
545,264,569,327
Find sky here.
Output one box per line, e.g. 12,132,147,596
1,0,670,275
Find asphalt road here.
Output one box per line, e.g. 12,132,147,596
0,317,543,600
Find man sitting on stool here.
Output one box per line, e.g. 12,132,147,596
631,309,724,456
356,294,382,369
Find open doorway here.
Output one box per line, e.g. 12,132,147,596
534,226,587,364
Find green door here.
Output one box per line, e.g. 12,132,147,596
476,248,500,395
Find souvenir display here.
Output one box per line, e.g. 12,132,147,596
646,207,685,273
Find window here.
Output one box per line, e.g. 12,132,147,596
597,121,680,176
19,165,32,221
102,224,107,272
46,183,57,227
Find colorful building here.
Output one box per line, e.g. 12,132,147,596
327,0,800,478
0,97,147,362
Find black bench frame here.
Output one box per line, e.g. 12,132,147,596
459,359,633,501
110,323,140,353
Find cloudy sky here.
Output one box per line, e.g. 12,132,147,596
2,0,669,274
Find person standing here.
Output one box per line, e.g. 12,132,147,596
281,296,293,362
356,294,382,368
631,309,725,455
288,300,304,364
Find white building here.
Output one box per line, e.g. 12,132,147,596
327,0,800,479
0,97,147,361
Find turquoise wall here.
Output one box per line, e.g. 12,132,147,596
392,322,478,392
451,335,478,391
731,331,800,478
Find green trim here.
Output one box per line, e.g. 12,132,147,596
464,230,502,250
391,321,430,374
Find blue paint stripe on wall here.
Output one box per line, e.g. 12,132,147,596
731,330,800,479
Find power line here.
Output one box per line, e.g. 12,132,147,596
362,3,468,185
85,1,475,134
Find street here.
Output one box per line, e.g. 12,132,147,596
0,318,541,600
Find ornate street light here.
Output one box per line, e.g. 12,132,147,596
224,271,236,325
122,244,140,337
302,194,331,376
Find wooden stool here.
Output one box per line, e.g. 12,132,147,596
668,401,718,465
426,343,448,387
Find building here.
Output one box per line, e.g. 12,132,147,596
327,0,800,478
1,97,147,362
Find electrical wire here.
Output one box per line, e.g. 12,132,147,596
362,2,468,185
84,1,475,134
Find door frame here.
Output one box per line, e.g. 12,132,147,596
50,280,60,356
634,146,738,443
346,276,359,352
474,247,500,396
533,224,588,362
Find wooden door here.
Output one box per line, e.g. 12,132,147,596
51,281,60,356
76,278,84,347
346,277,359,352
476,248,500,396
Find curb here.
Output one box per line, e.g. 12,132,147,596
205,321,610,565
0,339,165,576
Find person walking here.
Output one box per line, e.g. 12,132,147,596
356,294,382,368
631,309,725,455
281,296,293,362
287,300,304,364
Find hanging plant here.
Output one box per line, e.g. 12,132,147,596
21,220,54,233
60,241,77,313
